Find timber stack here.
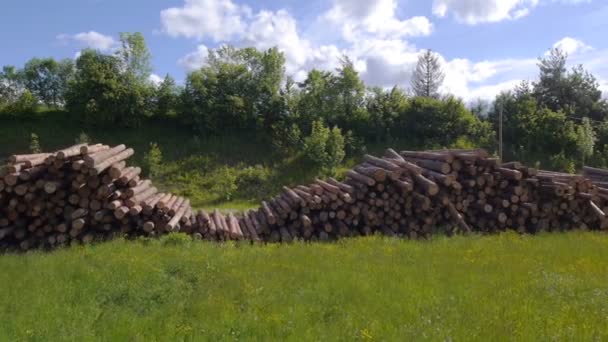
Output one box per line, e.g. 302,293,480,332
0,144,195,251
1,143,608,251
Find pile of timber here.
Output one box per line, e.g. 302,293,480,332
0,144,194,250
2,143,608,251
212,149,606,243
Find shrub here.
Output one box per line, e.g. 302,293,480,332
75,132,91,144
303,120,346,174
236,165,273,198
272,123,302,156
211,166,238,201
550,151,576,173
6,90,37,115
29,133,41,153
143,142,163,178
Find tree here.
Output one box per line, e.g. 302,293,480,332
117,32,152,84
398,96,477,148
575,117,596,163
411,49,444,98
366,86,408,141
22,58,74,107
66,33,154,127
154,74,179,118
534,48,606,120
0,65,23,105
179,46,286,133
65,49,125,125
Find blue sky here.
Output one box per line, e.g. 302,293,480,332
1,0,607,100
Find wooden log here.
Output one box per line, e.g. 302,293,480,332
125,187,158,207
118,167,141,186
124,180,152,198
89,148,134,176
346,170,375,186
108,161,127,179
80,144,109,155
166,199,190,232
400,151,454,163
261,201,277,225
56,144,88,160
8,153,52,164
84,144,126,167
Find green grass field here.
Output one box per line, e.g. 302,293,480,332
1,231,607,341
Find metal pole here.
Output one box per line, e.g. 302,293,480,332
499,104,503,162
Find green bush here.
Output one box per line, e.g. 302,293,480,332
75,132,91,144
236,165,273,198
143,142,163,178
550,151,576,173
29,133,41,153
5,90,37,115
211,166,238,202
303,120,346,174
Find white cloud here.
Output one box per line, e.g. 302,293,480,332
552,37,593,55
432,0,590,25
322,0,433,40
168,0,605,101
243,10,312,74
149,74,163,86
57,31,116,51
178,44,209,71
160,0,251,41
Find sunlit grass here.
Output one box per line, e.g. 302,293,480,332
1,231,607,340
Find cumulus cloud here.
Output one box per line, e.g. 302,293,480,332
242,10,312,74
322,0,433,40
56,31,116,51
432,0,591,25
552,37,593,55
161,0,251,41
178,44,210,71
166,0,604,101
149,74,163,86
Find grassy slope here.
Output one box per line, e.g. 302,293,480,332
0,113,406,211
0,232,607,341
0,113,322,210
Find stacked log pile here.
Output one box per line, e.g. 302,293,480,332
2,143,608,251
196,149,605,243
0,144,194,250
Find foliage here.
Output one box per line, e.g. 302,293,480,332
303,120,346,174
236,165,273,199
180,46,286,134
398,96,478,148
0,65,23,105
75,132,91,144
143,142,163,178
575,117,596,163
210,166,238,202
65,33,154,127
22,57,74,107
29,133,41,153
4,90,37,115
154,74,179,118
411,49,445,98
550,151,576,173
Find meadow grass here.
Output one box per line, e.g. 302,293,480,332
1,231,607,341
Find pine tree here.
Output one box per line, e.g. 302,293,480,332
411,49,445,98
